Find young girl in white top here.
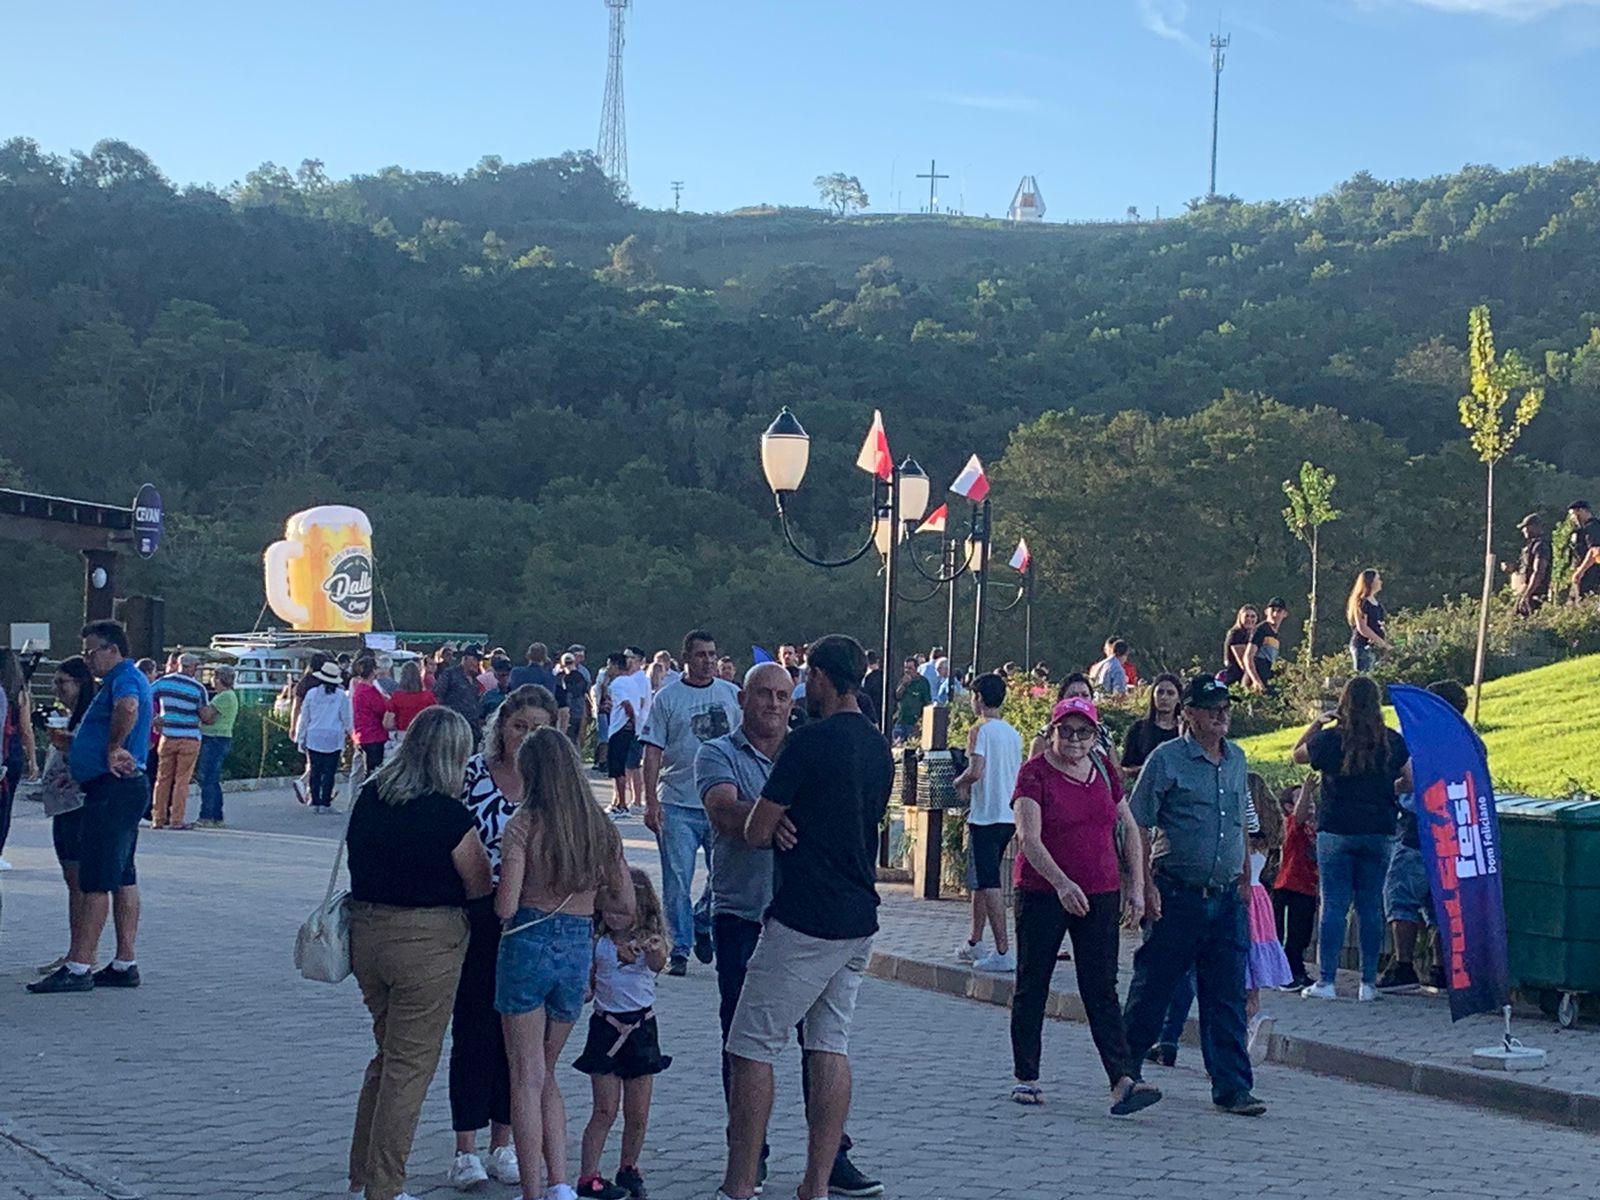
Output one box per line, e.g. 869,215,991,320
573,868,671,1200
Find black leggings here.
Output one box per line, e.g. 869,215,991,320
1274,887,1316,982
450,901,511,1131
307,750,340,807
1012,888,1133,1087
360,742,385,772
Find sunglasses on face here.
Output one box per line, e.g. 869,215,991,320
1054,725,1097,743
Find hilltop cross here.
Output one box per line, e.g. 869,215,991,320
916,159,949,214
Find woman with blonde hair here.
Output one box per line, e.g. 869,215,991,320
1346,568,1391,673
496,727,634,1200
345,706,493,1200
446,684,561,1190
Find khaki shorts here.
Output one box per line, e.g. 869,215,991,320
724,918,873,1064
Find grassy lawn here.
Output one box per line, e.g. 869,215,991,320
1234,654,1600,799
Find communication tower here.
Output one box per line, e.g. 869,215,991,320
598,0,631,191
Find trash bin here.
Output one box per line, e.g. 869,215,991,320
1496,795,1600,1026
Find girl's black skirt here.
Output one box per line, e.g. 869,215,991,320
571,1007,672,1079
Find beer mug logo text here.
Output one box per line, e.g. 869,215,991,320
323,548,374,619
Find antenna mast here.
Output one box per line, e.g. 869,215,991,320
598,0,631,193
1209,31,1229,198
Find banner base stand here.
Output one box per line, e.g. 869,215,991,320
1473,1005,1546,1072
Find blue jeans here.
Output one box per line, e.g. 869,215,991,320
1316,832,1393,985
1350,643,1376,673
656,803,713,960
197,735,231,822
1124,876,1253,1104
1159,966,1196,1050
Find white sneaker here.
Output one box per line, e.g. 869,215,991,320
956,939,988,963
1301,981,1338,1000
485,1145,520,1184
972,950,1016,973
544,1185,579,1200
0,858,13,871
1358,983,1379,1002
447,1151,489,1189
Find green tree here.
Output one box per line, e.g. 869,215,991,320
1459,304,1543,724
814,172,868,217
1281,461,1341,663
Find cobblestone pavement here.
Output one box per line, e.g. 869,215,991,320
3,788,1598,1200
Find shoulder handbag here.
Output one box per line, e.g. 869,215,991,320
295,803,356,983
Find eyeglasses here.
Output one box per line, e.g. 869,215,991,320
1054,726,1098,743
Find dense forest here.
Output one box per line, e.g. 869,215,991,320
1,137,1597,670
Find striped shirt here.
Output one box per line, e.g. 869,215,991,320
152,672,209,740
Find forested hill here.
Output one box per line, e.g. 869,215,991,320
2,137,1597,667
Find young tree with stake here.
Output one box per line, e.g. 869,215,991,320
1282,461,1340,665
1459,304,1543,725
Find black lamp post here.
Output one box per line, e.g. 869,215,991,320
760,408,929,737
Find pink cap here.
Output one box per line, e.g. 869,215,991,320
1050,696,1101,727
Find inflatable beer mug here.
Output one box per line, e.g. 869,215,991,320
264,505,375,632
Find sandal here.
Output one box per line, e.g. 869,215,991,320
1011,1083,1044,1105
1110,1082,1163,1116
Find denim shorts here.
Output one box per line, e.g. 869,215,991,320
1384,843,1433,925
494,907,594,1022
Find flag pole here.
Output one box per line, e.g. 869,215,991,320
970,497,991,674
1024,562,1033,670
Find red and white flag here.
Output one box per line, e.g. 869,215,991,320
1009,538,1031,572
949,454,990,503
917,503,948,535
855,410,893,481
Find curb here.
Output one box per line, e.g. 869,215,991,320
865,950,1600,1134
0,1115,140,1199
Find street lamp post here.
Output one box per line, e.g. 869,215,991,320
968,498,991,673
759,408,928,738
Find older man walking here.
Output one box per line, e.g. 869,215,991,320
1121,675,1266,1116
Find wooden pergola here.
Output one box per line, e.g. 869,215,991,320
0,487,136,624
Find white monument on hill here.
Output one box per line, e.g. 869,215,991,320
1008,176,1045,222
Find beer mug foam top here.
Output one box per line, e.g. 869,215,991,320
264,505,375,632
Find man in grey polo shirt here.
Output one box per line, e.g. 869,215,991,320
696,662,881,1199
1121,675,1265,1117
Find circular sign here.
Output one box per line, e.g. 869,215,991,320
132,483,163,560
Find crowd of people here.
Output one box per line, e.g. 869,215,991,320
6,576,1516,1200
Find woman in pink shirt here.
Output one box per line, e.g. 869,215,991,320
350,657,390,773
1009,696,1160,1116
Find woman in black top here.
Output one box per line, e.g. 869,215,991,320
346,705,492,1200
1346,568,1391,673
1119,672,1182,783
1220,606,1262,690
1291,676,1410,1002
36,655,97,975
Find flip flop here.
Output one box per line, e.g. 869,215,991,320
1110,1083,1163,1116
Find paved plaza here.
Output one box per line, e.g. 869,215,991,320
2,786,1598,1200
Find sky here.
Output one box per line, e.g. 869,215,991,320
6,0,1600,220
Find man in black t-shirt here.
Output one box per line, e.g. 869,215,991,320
1251,598,1290,688
718,635,894,1200
1509,514,1552,616
1567,500,1600,600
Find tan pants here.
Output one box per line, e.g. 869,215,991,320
348,902,469,1200
152,736,201,827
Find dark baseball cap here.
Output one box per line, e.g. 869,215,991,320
460,643,484,659
1569,499,1593,513
1183,676,1232,710
1265,596,1289,611
1517,513,1542,529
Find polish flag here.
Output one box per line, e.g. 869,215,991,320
917,503,948,535
1009,539,1031,573
855,410,893,481
949,454,990,503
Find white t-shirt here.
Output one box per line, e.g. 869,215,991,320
968,716,1023,826
608,670,653,732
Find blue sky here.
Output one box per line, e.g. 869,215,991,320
6,0,1600,219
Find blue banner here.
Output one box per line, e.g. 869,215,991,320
1389,685,1511,1021
751,645,774,664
